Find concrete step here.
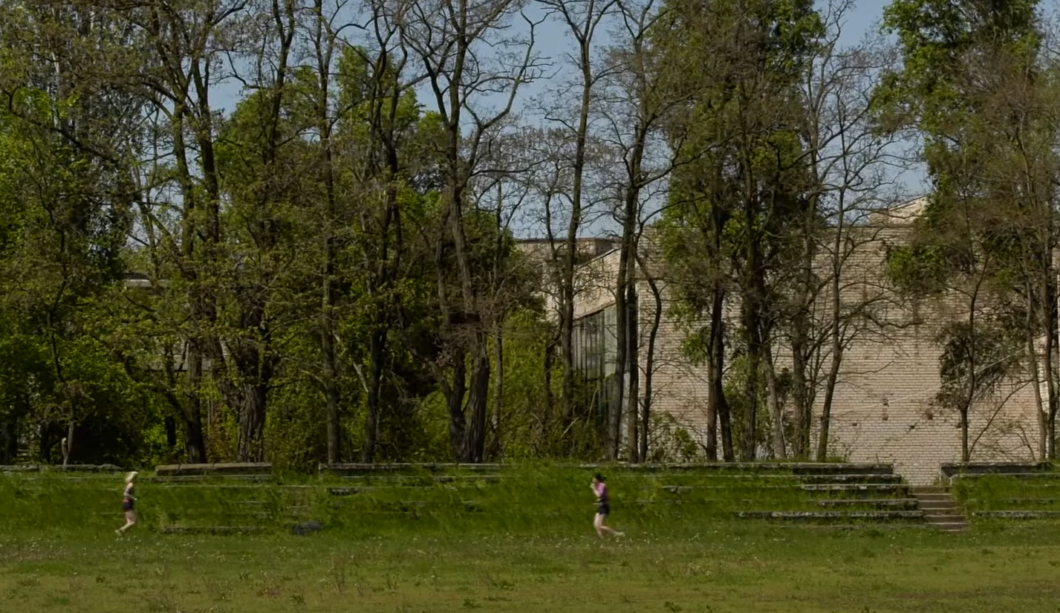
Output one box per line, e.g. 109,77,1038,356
973,510,1060,519
736,510,924,522
817,498,918,509
951,472,1060,481
802,484,905,492
911,488,970,532
941,462,1052,478
924,513,964,521
932,524,969,532
161,525,266,535
156,463,272,477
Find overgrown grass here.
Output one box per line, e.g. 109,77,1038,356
5,466,1060,611
5,522,1060,611
952,474,1060,512
0,464,907,537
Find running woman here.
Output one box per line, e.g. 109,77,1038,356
116,471,138,536
591,474,623,538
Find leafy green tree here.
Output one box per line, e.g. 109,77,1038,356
881,0,1056,457
0,0,153,466
655,0,822,461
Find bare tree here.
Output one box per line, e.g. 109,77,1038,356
300,0,353,465
536,0,616,433
598,0,691,461
788,1,908,461
395,0,544,461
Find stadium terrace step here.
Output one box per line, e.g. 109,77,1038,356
967,498,1060,506
155,463,272,477
338,474,500,483
794,524,931,531
972,510,1060,519
795,474,904,484
941,462,1053,479
580,462,896,476
736,510,924,522
800,484,906,494
949,472,1060,481
161,526,265,535
58,464,124,472
319,463,501,476
651,473,901,484
147,474,273,483
817,498,919,509
329,487,368,496
0,465,40,472
789,464,895,476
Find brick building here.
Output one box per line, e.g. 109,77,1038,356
543,200,1042,485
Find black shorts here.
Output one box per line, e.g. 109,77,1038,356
597,503,610,516
122,500,134,512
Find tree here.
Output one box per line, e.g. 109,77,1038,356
788,0,907,461
395,0,544,462
881,0,1054,456
656,0,822,461
536,0,615,437
0,0,149,465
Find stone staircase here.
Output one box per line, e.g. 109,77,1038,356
911,487,968,532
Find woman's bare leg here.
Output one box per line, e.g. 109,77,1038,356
117,511,137,535
594,513,622,538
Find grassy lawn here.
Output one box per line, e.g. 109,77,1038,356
3,523,1060,612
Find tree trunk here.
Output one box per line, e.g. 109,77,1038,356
464,338,492,463
817,342,842,462
790,172,819,460
612,236,630,460
639,253,662,462
182,345,207,463
792,326,805,456
1028,324,1047,461
322,281,341,464
446,349,468,461
1046,270,1059,459
960,407,970,463
542,335,555,452
490,323,505,460
764,339,786,459
237,382,268,463
740,289,762,461
560,301,576,426
361,326,386,463
226,300,274,463
63,415,74,467
709,289,734,461
790,308,811,459
626,259,640,463
817,219,845,462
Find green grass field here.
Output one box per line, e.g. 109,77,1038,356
4,466,1060,612
4,524,1060,612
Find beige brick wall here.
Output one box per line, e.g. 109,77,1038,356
569,217,1043,485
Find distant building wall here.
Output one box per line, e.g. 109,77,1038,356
566,204,1042,485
